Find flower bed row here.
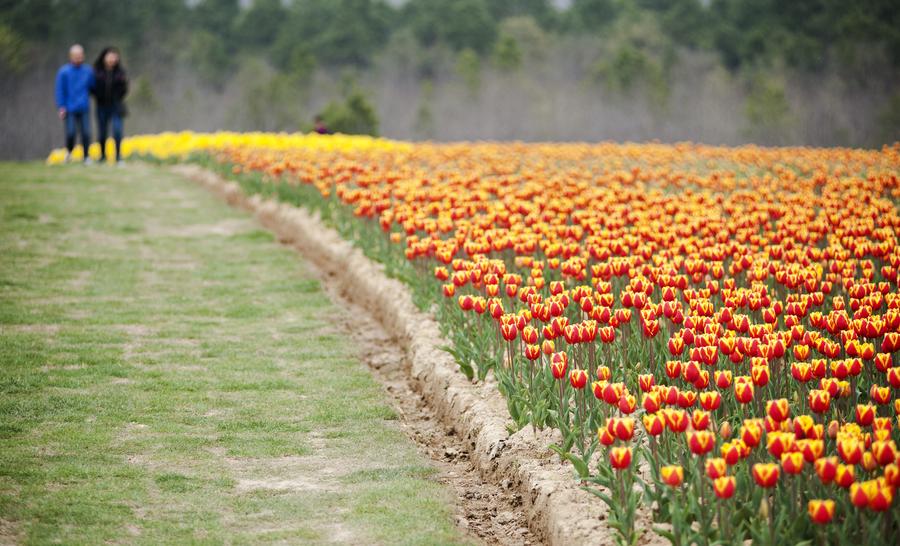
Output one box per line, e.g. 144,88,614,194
53,133,900,545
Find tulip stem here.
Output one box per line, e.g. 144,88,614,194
717,502,727,544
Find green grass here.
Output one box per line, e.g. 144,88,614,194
0,162,469,545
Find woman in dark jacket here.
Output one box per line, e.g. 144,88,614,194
92,47,128,163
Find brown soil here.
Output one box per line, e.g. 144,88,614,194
173,164,667,546
321,269,537,545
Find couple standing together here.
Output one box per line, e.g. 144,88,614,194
55,44,128,164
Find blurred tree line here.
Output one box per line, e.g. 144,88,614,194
1,0,898,142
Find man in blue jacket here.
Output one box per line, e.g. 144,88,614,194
55,44,95,163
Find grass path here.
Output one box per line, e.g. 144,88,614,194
0,162,468,545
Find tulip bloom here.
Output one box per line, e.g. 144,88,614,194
642,412,665,436
602,382,625,405
780,451,804,475
661,465,684,487
721,441,742,465
807,499,835,524
706,457,727,479
712,475,736,499
598,427,616,447
766,432,795,458
869,481,894,511
609,446,632,470
597,366,611,381
835,464,855,488
550,352,568,379
642,392,661,413
617,394,637,417
793,414,817,438
665,360,683,379
735,381,754,405
872,440,897,466
541,339,555,355
797,439,824,463
699,391,721,411
569,369,588,390
607,417,635,441
750,364,770,387
791,362,812,383
500,322,518,341
870,384,892,405
808,390,831,414
688,430,715,456
887,367,900,389
850,481,875,508
766,398,790,422
691,409,711,431
664,408,689,433
885,463,900,488
752,463,780,488
837,437,864,465
814,456,838,484
521,325,539,344
740,420,764,448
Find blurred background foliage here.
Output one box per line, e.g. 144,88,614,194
1,0,899,158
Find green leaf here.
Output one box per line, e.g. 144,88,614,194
652,527,676,542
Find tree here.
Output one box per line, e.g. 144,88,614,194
189,31,233,87
493,34,522,71
0,23,24,73
484,0,558,29
318,85,380,136
568,0,623,32
278,0,393,66
192,0,240,40
744,76,793,144
404,0,497,54
456,48,482,94
235,0,287,50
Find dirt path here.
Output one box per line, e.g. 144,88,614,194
315,264,538,545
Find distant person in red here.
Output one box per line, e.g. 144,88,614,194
92,47,128,164
55,44,94,163
313,115,330,135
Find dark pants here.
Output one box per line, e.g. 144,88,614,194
64,111,91,158
96,105,124,160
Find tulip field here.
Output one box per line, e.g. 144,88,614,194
52,134,900,544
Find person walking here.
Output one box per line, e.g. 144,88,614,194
92,47,129,164
55,44,95,163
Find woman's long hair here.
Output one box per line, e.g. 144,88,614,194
94,46,122,71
